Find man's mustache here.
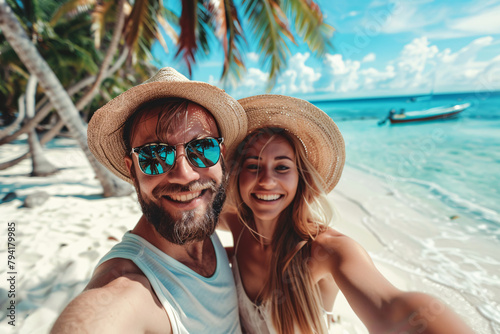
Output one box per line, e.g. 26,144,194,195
152,180,218,197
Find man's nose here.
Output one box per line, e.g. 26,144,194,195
167,147,200,184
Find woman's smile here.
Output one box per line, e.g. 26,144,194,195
252,193,283,201
239,134,299,225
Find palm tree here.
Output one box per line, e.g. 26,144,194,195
1,0,334,197
53,0,333,93
24,75,58,176
0,0,84,176
0,0,132,197
175,0,334,88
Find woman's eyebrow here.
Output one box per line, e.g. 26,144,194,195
244,155,293,161
275,156,293,161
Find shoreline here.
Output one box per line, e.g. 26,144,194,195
0,139,488,333
332,166,491,333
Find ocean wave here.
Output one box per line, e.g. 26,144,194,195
350,163,500,227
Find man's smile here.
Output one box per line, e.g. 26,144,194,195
165,190,205,203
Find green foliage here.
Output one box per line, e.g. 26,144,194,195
0,0,334,125
243,0,294,90
214,0,246,88
0,0,101,122
283,0,334,55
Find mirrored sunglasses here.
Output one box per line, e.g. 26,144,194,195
131,137,224,175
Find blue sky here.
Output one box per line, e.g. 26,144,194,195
152,0,500,100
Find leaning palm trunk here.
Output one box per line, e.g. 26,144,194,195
25,75,58,176
0,48,129,145
0,94,25,139
0,0,131,197
0,118,64,171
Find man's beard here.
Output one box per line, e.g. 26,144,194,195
132,170,227,245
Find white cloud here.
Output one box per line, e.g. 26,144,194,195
364,1,500,39
231,67,268,98
359,65,396,90
315,36,500,96
247,52,259,63
478,60,500,92
449,5,500,35
391,37,438,89
341,11,361,19
321,54,361,93
323,54,360,75
362,53,376,63
380,1,447,34
275,53,321,94
207,75,218,86
431,37,499,93
233,34,500,97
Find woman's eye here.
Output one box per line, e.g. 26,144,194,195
246,164,259,171
276,165,290,172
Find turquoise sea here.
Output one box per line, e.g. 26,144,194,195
311,91,500,332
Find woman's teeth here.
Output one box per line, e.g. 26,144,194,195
254,194,281,201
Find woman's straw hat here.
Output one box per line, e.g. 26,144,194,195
238,94,345,193
87,67,247,183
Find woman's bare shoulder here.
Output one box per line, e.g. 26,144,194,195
311,228,370,264
314,228,358,249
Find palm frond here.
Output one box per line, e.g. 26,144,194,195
282,0,334,55
91,0,114,49
136,6,162,63
218,0,246,87
124,0,152,63
50,0,96,26
175,0,199,76
243,0,294,89
155,7,179,53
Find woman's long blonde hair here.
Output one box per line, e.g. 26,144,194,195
228,128,333,334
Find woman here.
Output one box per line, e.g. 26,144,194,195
221,94,473,334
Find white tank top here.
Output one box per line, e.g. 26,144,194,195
97,232,241,334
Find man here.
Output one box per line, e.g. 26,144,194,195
51,68,247,333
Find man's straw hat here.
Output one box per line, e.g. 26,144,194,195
88,67,247,183
238,94,345,193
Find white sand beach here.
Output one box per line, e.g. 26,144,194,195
0,137,485,333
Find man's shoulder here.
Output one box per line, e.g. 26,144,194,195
51,259,170,333
86,257,145,290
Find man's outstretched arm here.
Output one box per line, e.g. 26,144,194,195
51,274,171,334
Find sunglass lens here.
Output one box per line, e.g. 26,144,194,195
138,145,175,175
158,145,176,166
187,138,220,168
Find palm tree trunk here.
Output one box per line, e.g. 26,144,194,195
0,118,65,171
25,75,58,176
0,48,128,145
0,0,132,197
0,94,25,138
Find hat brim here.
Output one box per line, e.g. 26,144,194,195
238,94,345,193
88,79,247,183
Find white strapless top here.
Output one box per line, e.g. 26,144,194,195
231,231,334,334
232,257,278,334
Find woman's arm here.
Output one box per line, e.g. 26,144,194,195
312,229,474,334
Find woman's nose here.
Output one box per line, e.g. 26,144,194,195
257,168,276,188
